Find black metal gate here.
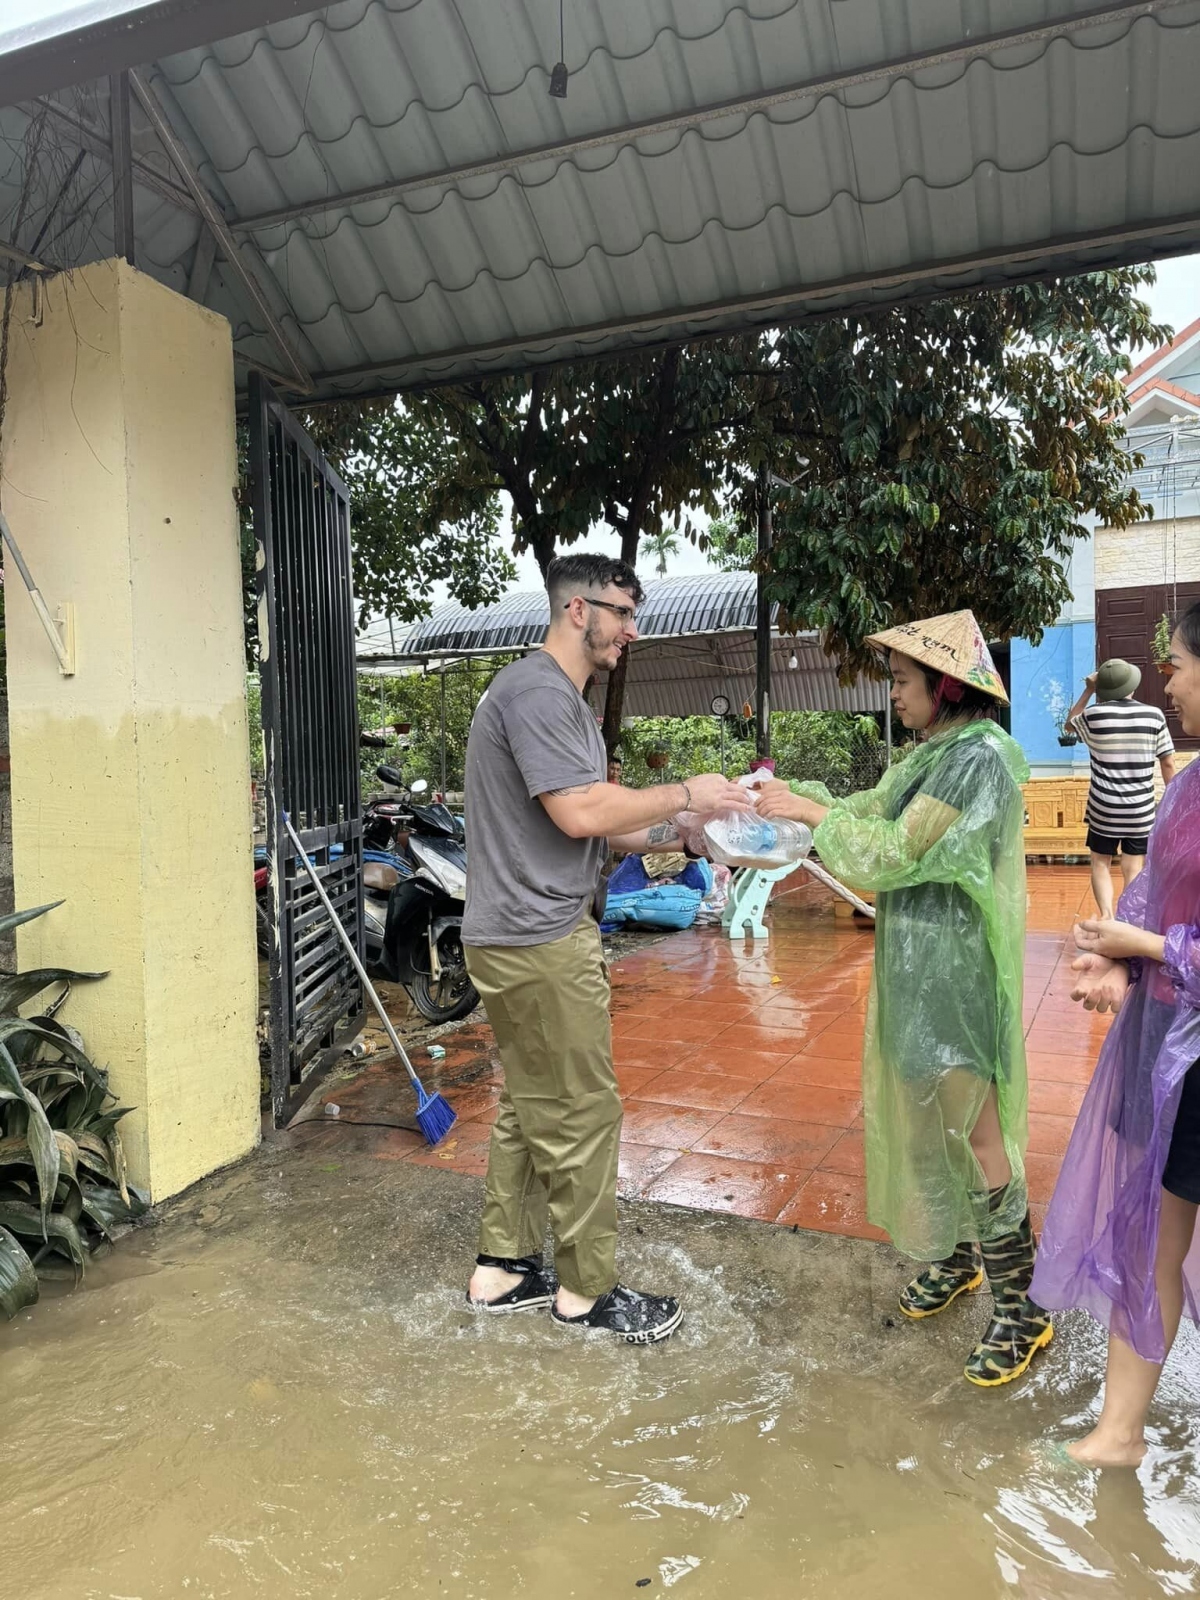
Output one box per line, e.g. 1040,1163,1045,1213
249,372,365,1124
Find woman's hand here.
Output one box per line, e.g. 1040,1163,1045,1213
755,779,826,828
1074,917,1164,964
1069,952,1130,1013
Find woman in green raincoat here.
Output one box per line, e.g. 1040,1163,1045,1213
757,611,1050,1386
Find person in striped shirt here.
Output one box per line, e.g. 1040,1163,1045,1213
1067,658,1176,918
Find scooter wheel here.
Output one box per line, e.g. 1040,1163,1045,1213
408,969,478,1024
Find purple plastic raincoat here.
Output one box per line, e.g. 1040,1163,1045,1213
1031,760,1200,1362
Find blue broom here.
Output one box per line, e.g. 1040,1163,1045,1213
282,813,457,1145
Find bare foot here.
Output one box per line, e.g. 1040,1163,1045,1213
555,1287,598,1318
1066,1428,1147,1469
468,1265,524,1305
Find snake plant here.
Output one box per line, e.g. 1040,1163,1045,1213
0,902,145,1321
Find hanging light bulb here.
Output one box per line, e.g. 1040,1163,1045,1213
788,651,799,671
549,0,569,97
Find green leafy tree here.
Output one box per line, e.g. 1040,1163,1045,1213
724,271,1167,674
704,514,753,572
352,269,1163,730
243,268,1165,741
395,345,759,750
305,402,516,627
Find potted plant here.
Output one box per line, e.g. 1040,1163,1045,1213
645,743,671,771
1046,680,1078,746
0,903,146,1321
1153,614,1174,675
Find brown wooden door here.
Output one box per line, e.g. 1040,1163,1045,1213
1095,582,1200,750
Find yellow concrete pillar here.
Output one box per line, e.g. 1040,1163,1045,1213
1,258,259,1201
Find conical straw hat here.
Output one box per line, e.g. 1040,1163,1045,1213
866,610,1009,706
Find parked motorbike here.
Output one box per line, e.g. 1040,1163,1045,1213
360,767,476,1025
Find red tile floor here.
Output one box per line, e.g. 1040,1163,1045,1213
302,866,1112,1243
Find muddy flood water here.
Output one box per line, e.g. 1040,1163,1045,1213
3,1145,1199,1600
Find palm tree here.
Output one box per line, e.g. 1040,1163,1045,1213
642,528,680,578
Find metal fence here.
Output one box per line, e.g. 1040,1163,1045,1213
250,374,365,1124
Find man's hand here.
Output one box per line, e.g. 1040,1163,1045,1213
684,773,754,814
541,771,748,842
1085,672,1098,690
1070,952,1130,1013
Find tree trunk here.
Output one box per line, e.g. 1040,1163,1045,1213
528,527,557,579
601,644,631,756
601,520,643,756
600,349,681,757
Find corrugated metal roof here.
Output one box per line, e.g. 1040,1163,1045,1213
363,572,764,656
1,2,1199,399
355,571,887,716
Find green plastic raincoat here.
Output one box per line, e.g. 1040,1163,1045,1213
793,720,1031,1261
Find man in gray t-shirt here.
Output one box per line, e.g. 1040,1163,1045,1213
464,553,746,1344
463,649,608,946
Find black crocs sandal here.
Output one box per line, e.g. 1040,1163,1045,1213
551,1283,683,1344
467,1254,555,1314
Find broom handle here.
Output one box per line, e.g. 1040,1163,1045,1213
281,813,422,1089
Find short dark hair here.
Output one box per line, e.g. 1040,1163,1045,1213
1175,600,1200,661
547,552,644,612
916,663,998,726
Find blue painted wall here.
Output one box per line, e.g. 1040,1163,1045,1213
1010,621,1096,772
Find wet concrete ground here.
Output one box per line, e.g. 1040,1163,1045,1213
300,867,1111,1239
4,1143,1199,1600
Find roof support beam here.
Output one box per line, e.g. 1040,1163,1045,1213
31,96,199,216
306,207,1200,399
128,68,313,395
186,227,217,301
233,0,1185,234
0,238,53,274
109,71,135,267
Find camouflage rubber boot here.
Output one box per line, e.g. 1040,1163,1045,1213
898,1244,983,1320
963,1212,1053,1387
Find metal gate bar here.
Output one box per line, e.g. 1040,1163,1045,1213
250,372,365,1124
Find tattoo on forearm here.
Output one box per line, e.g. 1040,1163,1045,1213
646,821,681,846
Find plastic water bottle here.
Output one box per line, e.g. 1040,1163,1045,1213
739,817,778,855
702,812,813,869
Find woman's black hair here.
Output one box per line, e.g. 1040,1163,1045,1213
1175,600,1200,661
916,663,998,726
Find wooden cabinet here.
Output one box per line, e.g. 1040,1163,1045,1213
1021,756,1194,858
1022,778,1090,857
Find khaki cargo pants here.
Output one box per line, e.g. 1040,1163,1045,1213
465,919,620,1297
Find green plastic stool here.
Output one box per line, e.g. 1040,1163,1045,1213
720,861,802,941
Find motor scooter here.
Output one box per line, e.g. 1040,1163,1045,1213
360,767,476,1024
